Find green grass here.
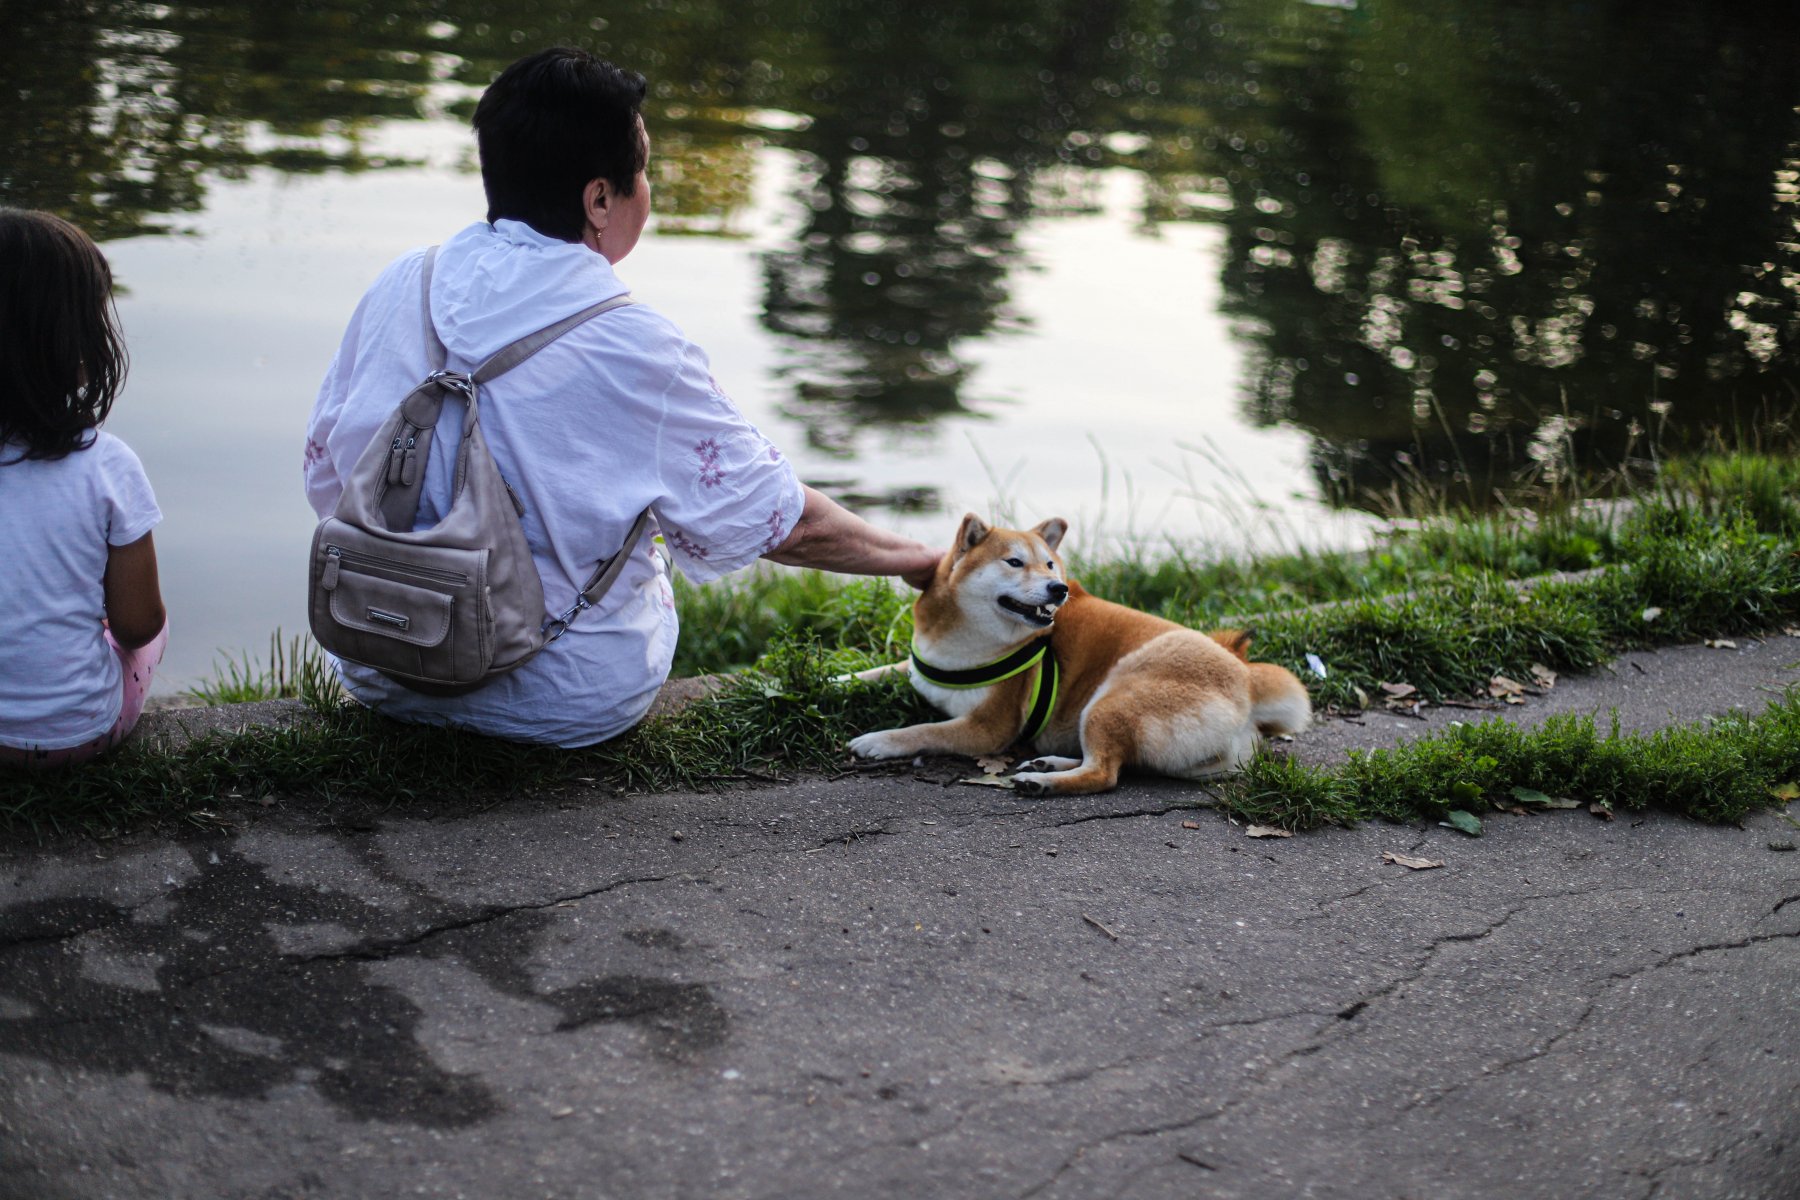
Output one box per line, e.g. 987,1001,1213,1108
1228,700,1800,832
1243,503,1800,710
670,572,913,676
1,636,928,838
7,452,1800,840
1657,453,1800,536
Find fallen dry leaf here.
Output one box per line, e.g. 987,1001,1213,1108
1379,681,1418,698
1768,781,1800,802
1382,851,1445,870
1642,606,1664,623
1529,662,1558,688
1245,824,1293,839
959,774,1016,790
975,754,1013,774
1488,675,1526,697
1588,800,1615,821
1783,627,1800,638
1181,820,1201,829
1704,638,1737,650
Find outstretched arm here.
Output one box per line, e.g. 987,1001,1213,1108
763,484,942,589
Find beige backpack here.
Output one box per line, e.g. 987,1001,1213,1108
308,247,649,696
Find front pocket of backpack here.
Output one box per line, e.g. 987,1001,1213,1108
310,531,494,686
326,572,454,648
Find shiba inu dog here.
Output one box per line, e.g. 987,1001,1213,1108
848,514,1311,795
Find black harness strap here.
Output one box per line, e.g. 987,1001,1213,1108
909,634,1051,688
911,633,1061,743
1020,648,1059,743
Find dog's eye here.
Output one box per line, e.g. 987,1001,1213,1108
1004,557,1024,568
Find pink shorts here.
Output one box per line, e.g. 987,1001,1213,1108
0,621,169,770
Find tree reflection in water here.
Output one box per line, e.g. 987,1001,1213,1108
4,0,1795,509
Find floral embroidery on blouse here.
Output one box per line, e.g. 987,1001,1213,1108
767,442,783,463
666,527,710,560
696,437,726,489
303,437,328,470
760,506,790,554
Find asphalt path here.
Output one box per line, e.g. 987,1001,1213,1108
1,636,1797,1199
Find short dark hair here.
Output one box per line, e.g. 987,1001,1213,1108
0,208,128,462
473,48,648,242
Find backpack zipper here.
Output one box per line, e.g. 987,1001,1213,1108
385,424,423,486
323,545,470,588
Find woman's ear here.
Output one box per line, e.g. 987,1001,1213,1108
582,178,610,232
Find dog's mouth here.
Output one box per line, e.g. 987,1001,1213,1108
998,595,1060,627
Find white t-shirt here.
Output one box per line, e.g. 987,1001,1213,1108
304,219,804,747
0,433,163,749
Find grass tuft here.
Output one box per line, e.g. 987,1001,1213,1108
1228,697,1800,831
183,630,344,711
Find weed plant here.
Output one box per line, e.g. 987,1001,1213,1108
183,631,344,707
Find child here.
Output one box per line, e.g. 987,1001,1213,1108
0,209,167,769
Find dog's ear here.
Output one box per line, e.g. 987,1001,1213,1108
1032,517,1068,552
1209,628,1253,660
954,513,991,556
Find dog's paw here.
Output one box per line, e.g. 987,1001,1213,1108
848,730,910,760
1016,756,1080,774
1011,772,1055,797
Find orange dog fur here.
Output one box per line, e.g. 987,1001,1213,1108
848,514,1312,795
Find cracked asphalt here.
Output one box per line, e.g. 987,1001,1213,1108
2,636,1798,1199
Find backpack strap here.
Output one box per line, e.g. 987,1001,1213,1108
471,293,638,383
543,506,655,643
422,245,448,372
413,244,654,639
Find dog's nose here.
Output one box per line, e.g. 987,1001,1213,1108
1047,581,1069,602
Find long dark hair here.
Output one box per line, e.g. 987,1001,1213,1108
473,47,648,242
0,208,128,461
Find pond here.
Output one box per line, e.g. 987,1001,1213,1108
7,0,1798,690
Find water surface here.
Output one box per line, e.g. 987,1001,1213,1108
6,0,1797,688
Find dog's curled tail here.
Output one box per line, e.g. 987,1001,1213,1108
1247,663,1312,736
1209,629,1312,735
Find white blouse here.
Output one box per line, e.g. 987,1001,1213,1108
304,220,802,746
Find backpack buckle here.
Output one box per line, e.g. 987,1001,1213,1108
542,595,592,644
428,370,475,398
